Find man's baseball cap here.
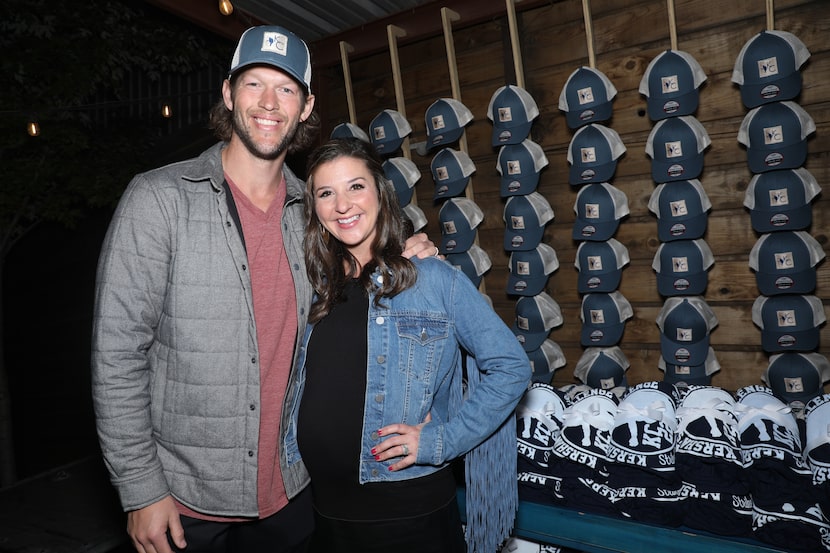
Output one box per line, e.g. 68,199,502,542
652,238,715,297
446,244,491,288
574,346,630,390
744,168,820,233
656,296,718,367
574,238,630,293
369,109,412,155
382,157,421,207
425,98,473,150
572,182,630,242
507,243,560,297
752,294,826,353
487,85,539,146
737,100,815,173
511,292,564,351
402,203,427,233
558,66,618,129
659,346,720,387
646,115,711,183
330,122,370,142
579,291,633,347
497,139,549,197
229,26,312,92
503,192,554,252
567,124,626,185
763,352,830,408
748,230,825,295
526,339,567,383
648,179,712,241
639,49,708,121
438,198,483,254
430,148,475,200
732,30,811,109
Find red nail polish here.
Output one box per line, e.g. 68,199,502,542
377,429,383,436
388,466,394,471
371,448,376,455
374,455,380,461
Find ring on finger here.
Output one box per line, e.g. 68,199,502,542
401,443,410,456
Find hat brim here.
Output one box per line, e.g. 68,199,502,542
651,154,704,183
565,102,614,130
747,142,808,173
512,327,550,352
507,274,549,297
569,159,618,185
660,334,711,367
750,203,812,233
372,138,405,155
647,89,700,121
580,322,625,347
504,227,545,252
740,72,803,109
762,328,821,353
656,271,709,297
572,218,621,242
577,269,623,294
492,122,533,147
500,174,541,197
433,178,470,200
658,212,709,241
755,267,817,295
439,231,477,254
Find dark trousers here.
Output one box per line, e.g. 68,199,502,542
171,487,314,553
309,496,466,553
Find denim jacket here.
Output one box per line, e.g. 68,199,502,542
286,256,528,480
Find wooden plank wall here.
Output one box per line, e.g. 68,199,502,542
311,0,830,392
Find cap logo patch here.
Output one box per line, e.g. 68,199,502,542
757,56,779,79
672,256,689,273
769,188,790,207
507,160,522,175
588,255,603,271
578,86,595,105
262,32,289,56
764,125,784,146
373,126,387,141
510,215,526,230
584,202,600,220
670,199,688,217
676,327,694,342
435,166,449,181
516,260,531,276
590,309,606,324
784,377,804,393
517,315,530,331
497,107,513,123
665,140,684,159
777,309,797,328
661,74,680,94
774,251,795,270
430,114,446,131
580,147,597,164
442,221,458,235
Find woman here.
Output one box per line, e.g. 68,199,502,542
286,138,530,553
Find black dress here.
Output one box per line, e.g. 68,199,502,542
297,279,464,553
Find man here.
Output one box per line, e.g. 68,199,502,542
91,25,433,553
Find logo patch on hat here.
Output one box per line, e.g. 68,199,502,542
757,57,779,78
262,32,289,55
497,107,513,123
578,87,595,104
431,114,446,131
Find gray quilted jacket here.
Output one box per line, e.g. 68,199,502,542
91,142,312,516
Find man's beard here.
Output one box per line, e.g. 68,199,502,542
232,109,300,160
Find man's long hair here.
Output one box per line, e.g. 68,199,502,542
208,74,320,155
303,138,417,323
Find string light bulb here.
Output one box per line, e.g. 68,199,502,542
219,0,234,16
27,120,40,137
161,103,173,118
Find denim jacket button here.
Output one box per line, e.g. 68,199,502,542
371,468,379,477
376,355,385,364
375,316,385,325
374,394,383,403
370,431,379,440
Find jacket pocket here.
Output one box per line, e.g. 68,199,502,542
394,315,450,384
